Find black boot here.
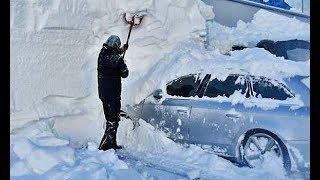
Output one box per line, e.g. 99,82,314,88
98,138,122,150
98,133,114,151
113,145,122,150
98,121,120,151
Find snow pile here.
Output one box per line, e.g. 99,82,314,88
207,9,310,54
128,39,309,109
117,118,289,179
117,118,176,153
10,119,142,179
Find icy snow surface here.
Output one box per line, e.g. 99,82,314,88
11,0,309,179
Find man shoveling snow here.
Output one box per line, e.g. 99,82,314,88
97,12,145,151
97,35,129,151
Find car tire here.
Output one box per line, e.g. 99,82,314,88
240,129,291,174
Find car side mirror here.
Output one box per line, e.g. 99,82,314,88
153,89,163,99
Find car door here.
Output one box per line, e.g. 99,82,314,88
140,74,203,142
188,74,252,154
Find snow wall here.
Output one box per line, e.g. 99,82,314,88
10,0,214,127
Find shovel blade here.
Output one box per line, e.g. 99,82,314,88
123,10,147,26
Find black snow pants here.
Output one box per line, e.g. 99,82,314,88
98,99,121,150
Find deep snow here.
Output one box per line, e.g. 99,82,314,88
11,117,296,179
10,0,309,179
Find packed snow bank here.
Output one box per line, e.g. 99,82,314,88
10,0,214,120
207,9,310,54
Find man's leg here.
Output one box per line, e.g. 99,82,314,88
98,99,121,150
112,99,121,147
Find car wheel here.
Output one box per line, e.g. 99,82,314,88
241,129,291,173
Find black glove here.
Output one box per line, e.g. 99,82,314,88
123,43,129,51
119,56,124,62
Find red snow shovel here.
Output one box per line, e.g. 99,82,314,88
122,11,146,60
121,11,146,130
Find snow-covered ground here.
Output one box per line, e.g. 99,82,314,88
10,0,309,179
12,117,302,179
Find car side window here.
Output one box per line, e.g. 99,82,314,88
204,75,248,98
251,76,294,100
166,74,201,97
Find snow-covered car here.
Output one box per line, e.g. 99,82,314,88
125,73,309,173
232,39,310,62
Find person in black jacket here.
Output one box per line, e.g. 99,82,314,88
97,35,129,151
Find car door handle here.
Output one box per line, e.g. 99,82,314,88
225,113,241,119
177,109,189,115
177,109,188,113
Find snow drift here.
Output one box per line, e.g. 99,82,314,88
10,0,214,121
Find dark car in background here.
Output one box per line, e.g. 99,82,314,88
232,39,310,62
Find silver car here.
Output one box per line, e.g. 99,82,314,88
124,73,310,173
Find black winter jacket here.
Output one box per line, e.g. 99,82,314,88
97,44,129,100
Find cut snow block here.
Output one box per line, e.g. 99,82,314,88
29,136,69,147
25,149,59,174
10,161,32,177
109,169,144,180
10,111,39,132
12,138,34,160
98,150,128,170
53,112,103,148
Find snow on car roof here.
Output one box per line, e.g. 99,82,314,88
163,41,309,83
127,40,309,105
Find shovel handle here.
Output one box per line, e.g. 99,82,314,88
122,13,144,60
122,22,134,59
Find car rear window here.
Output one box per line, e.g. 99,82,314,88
166,74,201,97
250,76,294,100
